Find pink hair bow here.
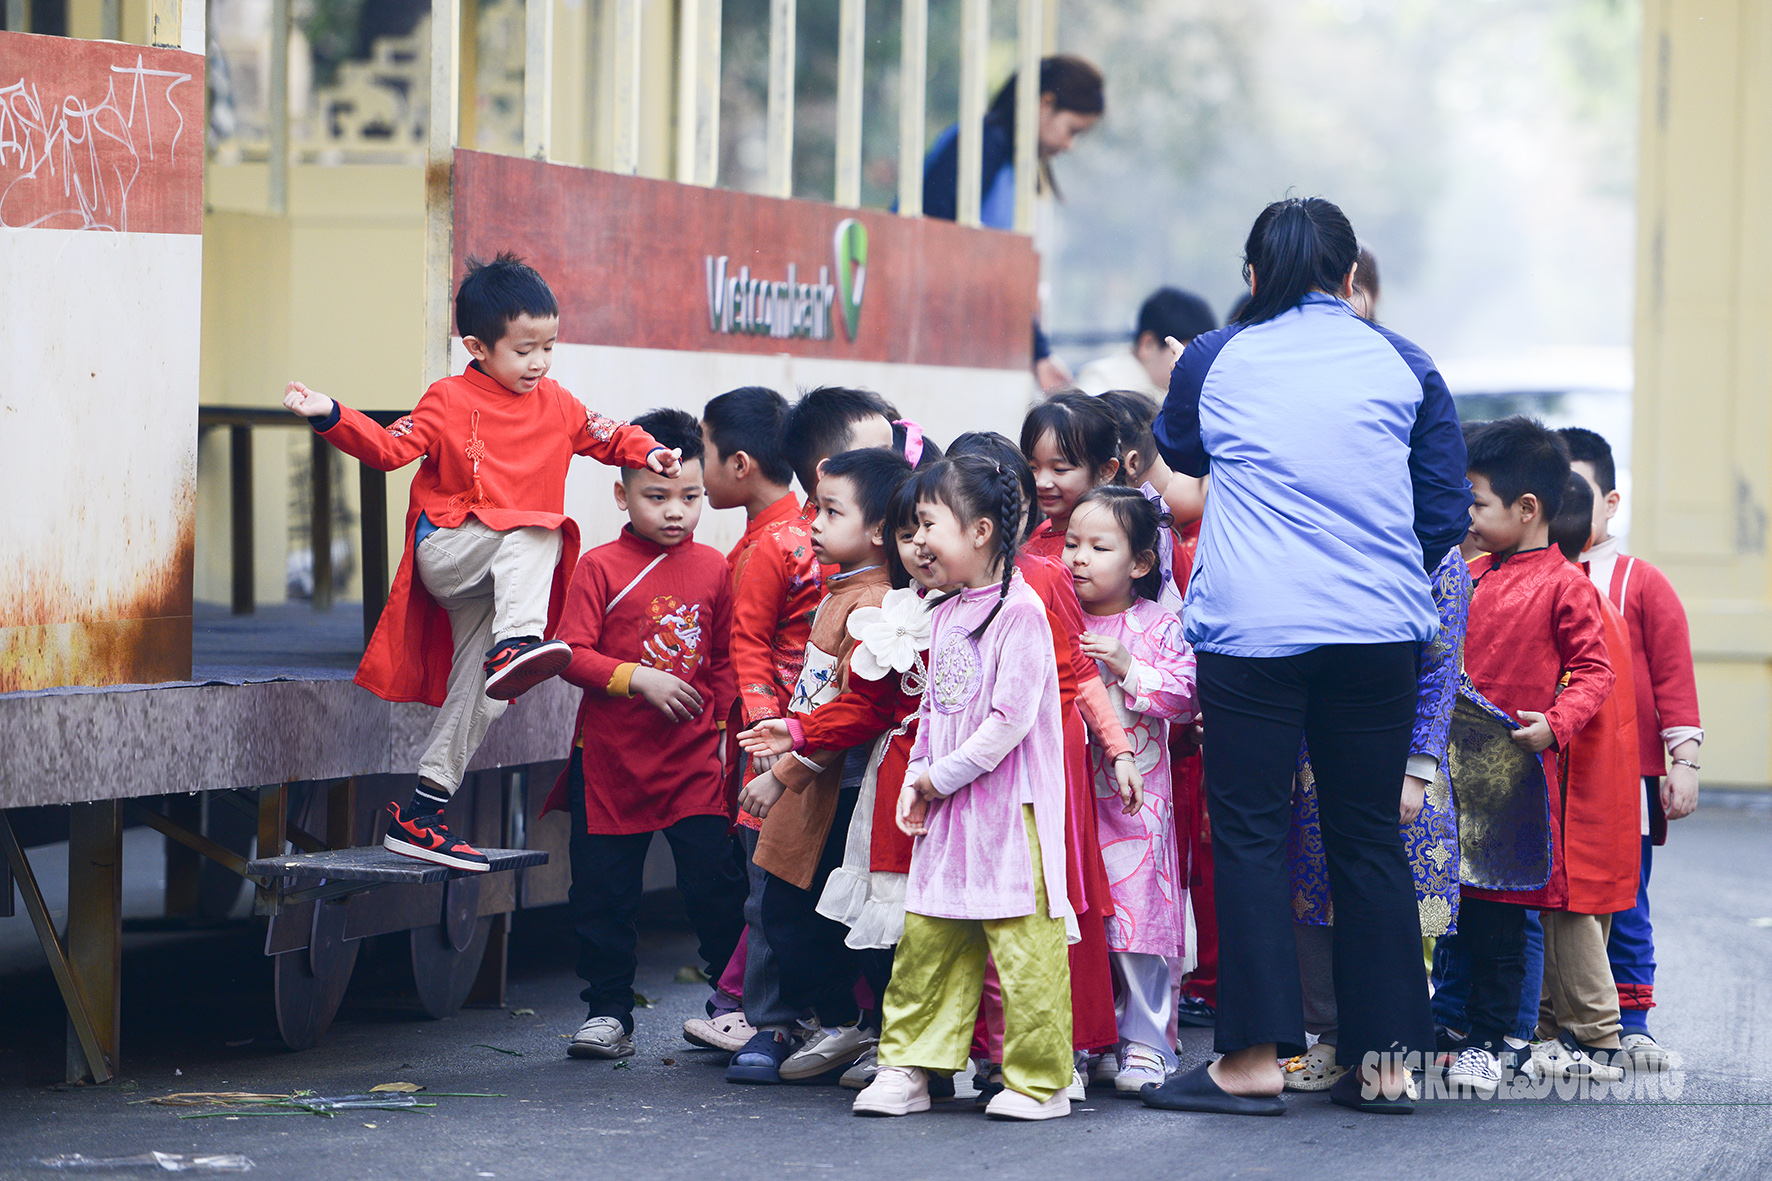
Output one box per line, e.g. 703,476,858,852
895,419,925,466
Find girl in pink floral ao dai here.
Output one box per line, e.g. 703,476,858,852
1064,485,1199,1093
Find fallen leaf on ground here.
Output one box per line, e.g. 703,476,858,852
509,1008,536,1017
632,992,656,1009
674,966,708,984
141,1092,290,1107
369,1083,425,1093
472,1045,524,1056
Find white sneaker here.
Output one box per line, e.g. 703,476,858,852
986,1086,1072,1121
683,1009,755,1052
853,1065,930,1116
1114,1042,1168,1094
1446,1046,1501,1097
839,1046,880,1089
1067,1064,1088,1101
1089,1050,1120,1086
1528,1032,1624,1083
781,1023,878,1081
1280,1041,1345,1092
567,1016,634,1060
1619,1032,1671,1073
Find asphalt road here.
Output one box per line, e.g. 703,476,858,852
0,803,1768,1181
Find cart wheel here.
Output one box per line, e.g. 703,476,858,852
410,876,491,1019
273,897,359,1050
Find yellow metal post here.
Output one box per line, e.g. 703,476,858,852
268,0,289,215
833,0,863,207
524,0,554,158
426,0,462,386
1013,0,1041,233
956,0,986,227
897,0,926,217
610,0,641,175
675,0,722,185
765,0,795,198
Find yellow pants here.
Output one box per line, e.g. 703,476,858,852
877,806,1073,1102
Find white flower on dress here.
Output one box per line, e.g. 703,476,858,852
847,587,932,682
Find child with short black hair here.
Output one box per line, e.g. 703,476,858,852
1557,425,1702,1073
546,407,745,1062
282,252,676,871
728,447,910,1084
698,386,899,1071
1446,416,1615,1095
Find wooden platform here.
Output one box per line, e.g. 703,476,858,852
247,846,547,883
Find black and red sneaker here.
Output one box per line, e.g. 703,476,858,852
382,803,491,872
483,636,572,701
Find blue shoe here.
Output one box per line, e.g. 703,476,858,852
1173,996,1217,1028
726,1029,797,1084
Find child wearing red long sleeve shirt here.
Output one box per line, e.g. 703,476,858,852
543,409,746,1062
282,254,675,871
1446,418,1615,1097
1561,427,1703,1073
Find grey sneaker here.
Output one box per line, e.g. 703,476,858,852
839,1046,880,1090
568,1016,634,1060
1115,1042,1169,1094
1618,1032,1671,1072
1528,1031,1623,1083
780,1023,877,1081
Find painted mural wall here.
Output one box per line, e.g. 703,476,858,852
0,32,203,691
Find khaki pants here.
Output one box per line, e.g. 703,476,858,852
1537,910,1621,1049
413,520,561,794
877,807,1073,1102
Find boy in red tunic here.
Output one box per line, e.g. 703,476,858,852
1560,427,1703,1072
1445,417,1614,1097
1532,475,1639,1079
283,253,674,871
544,409,745,1061
684,386,895,1055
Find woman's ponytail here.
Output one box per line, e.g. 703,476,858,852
1235,197,1359,326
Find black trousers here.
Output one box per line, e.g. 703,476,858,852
567,761,746,1032
761,769,864,1028
1454,897,1528,1053
1197,643,1433,1066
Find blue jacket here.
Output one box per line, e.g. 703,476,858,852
1154,293,1471,658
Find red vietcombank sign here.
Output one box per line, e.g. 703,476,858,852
453,149,1038,372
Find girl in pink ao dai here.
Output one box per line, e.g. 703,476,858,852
1064,485,1199,1093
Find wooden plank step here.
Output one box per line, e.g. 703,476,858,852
246,846,547,883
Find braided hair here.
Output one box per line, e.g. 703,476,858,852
913,453,1024,639
947,431,1038,542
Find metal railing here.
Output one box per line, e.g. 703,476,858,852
198,406,399,645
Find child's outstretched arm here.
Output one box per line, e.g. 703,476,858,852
561,392,676,473
285,380,437,471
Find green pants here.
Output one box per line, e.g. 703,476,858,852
877,806,1073,1102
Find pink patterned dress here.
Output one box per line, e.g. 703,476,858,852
1082,598,1198,958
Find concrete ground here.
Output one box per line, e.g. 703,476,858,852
0,803,1768,1181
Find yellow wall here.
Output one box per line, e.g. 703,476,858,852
197,165,425,606
1634,1,1772,787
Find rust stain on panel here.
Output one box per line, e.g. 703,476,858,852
0,614,193,693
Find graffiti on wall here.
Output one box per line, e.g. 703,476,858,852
0,35,203,233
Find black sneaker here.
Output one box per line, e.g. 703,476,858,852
483,636,572,700
1174,995,1218,1028
382,802,491,872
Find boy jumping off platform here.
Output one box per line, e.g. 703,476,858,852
283,253,678,872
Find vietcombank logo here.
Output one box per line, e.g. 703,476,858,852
704,218,868,343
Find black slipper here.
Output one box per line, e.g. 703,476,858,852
1328,1069,1415,1115
1140,1062,1286,1116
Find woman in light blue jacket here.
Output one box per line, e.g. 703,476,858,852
1144,197,1471,1117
